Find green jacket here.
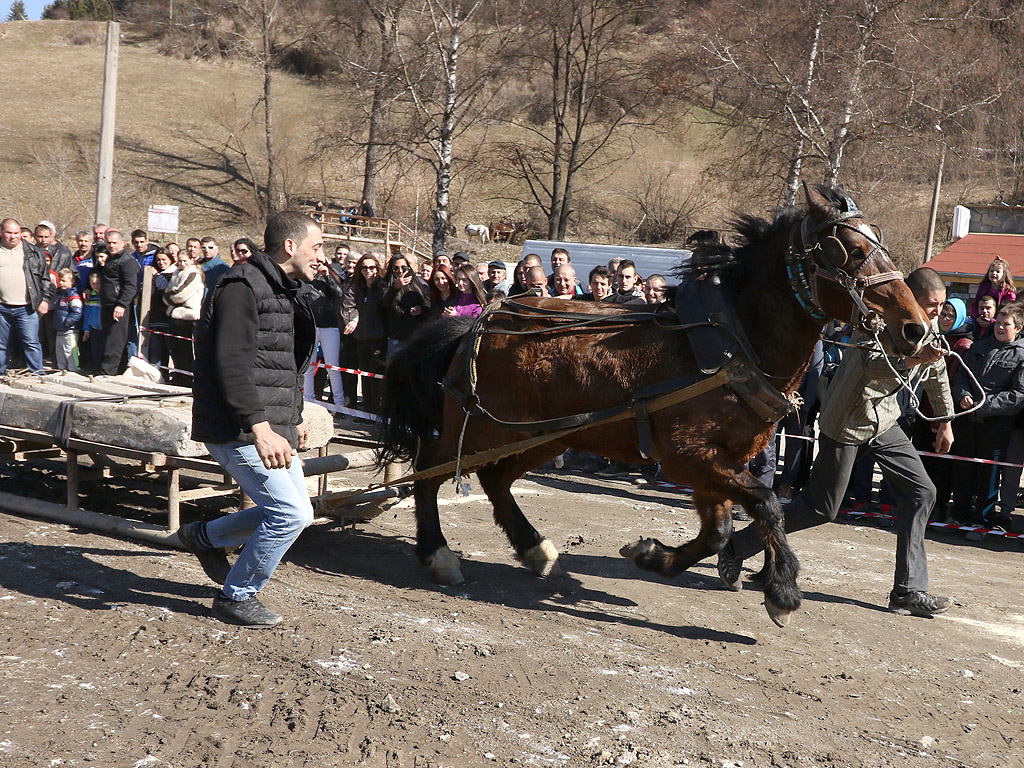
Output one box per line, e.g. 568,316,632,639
819,326,954,445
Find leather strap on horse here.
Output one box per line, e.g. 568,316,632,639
319,369,733,512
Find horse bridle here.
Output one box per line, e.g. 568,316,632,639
785,195,903,334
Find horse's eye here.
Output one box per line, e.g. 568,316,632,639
849,247,864,260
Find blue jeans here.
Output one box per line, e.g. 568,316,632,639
0,304,43,374
204,441,314,602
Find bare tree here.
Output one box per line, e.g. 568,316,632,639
222,0,303,214
392,0,515,253
490,0,658,240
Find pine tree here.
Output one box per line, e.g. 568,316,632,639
42,0,115,20
6,1,28,20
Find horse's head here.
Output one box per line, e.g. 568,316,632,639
799,184,928,356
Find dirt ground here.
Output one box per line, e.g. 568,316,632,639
1,454,1022,768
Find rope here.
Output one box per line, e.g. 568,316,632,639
453,407,472,496
869,329,986,422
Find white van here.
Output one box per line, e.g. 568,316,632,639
519,239,691,283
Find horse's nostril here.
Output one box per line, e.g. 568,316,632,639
903,322,926,345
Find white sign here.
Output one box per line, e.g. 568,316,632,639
147,204,180,234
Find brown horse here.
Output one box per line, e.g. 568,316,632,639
376,186,928,626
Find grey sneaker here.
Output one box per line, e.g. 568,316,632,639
176,522,231,585
717,543,743,592
888,590,951,617
212,594,282,627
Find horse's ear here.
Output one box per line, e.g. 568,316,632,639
802,182,833,221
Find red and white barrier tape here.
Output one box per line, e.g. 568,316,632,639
777,430,1024,470
310,360,385,379
647,480,1021,541
143,327,194,342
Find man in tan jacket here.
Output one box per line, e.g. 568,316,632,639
718,267,956,618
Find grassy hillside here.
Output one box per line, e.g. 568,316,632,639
0,20,350,245
0,19,966,268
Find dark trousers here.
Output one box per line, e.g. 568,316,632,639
100,305,131,375
340,333,359,406
355,339,386,414
747,425,777,488
950,417,1013,524
912,416,952,514
166,318,194,387
730,425,934,593
778,406,816,489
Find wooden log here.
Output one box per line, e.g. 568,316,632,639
0,382,205,456
0,377,334,457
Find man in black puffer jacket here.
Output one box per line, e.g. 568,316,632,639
182,211,323,628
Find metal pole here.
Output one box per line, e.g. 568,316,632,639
924,137,946,263
95,21,120,226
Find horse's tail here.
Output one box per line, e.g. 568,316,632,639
375,316,476,470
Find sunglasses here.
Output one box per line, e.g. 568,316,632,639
236,248,251,255
361,265,378,271
392,266,412,275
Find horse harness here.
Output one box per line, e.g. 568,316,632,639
785,193,903,334
432,201,902,476
439,291,797,467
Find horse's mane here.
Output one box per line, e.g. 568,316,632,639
676,185,853,282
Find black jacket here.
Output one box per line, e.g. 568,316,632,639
354,281,387,343
42,241,74,274
954,335,1024,422
98,248,140,309
11,240,55,310
191,250,315,448
384,280,430,343
303,272,344,328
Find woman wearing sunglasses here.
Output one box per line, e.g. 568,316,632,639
231,238,257,265
382,253,430,358
352,252,387,414
301,243,346,410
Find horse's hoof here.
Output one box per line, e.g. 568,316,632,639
426,546,464,586
619,538,657,563
764,600,793,628
523,539,561,579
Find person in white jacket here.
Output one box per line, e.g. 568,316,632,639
162,249,204,384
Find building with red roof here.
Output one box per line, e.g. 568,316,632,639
928,204,1024,302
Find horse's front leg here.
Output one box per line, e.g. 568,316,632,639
413,477,464,585
722,470,801,626
620,467,801,627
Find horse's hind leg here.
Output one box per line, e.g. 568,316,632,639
414,476,465,585
620,490,734,575
476,457,561,578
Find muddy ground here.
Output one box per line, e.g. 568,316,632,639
0,452,1022,768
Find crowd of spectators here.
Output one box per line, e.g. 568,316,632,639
0,217,251,386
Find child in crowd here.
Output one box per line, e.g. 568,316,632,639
969,256,1016,320
972,294,998,341
951,303,1024,536
52,268,82,372
81,271,104,373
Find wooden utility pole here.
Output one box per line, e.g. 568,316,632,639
95,21,120,226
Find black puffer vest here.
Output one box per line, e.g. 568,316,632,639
191,251,315,447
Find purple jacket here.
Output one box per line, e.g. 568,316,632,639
451,293,482,318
